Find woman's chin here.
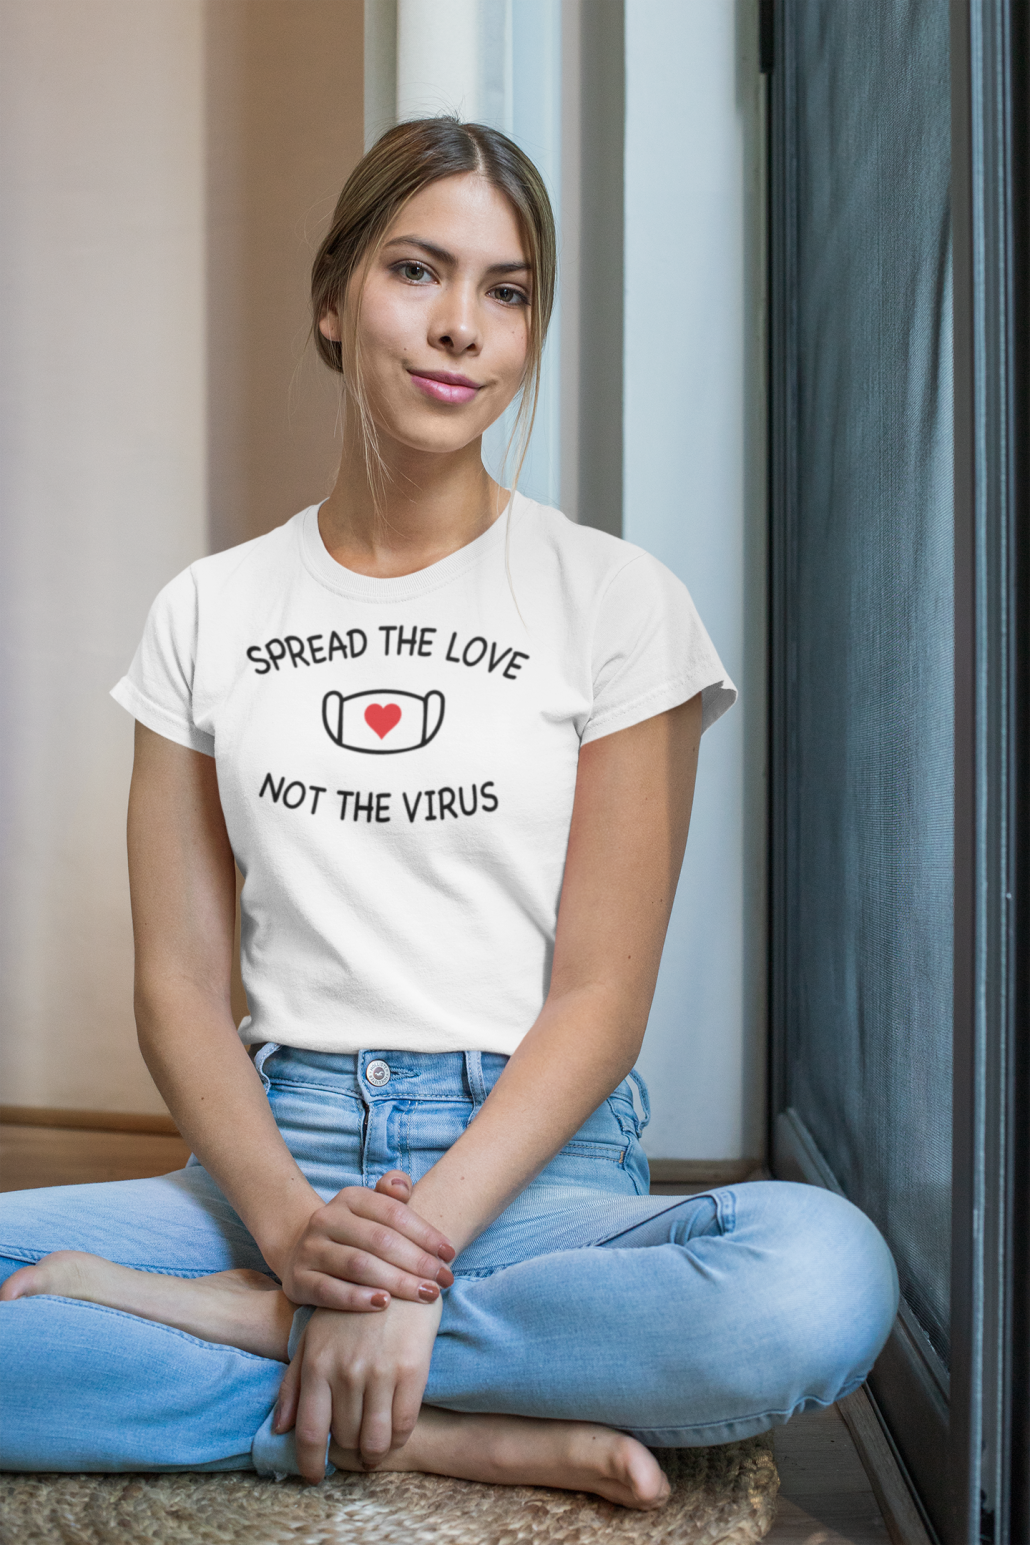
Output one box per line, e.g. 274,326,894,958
373,416,495,462
365,383,516,462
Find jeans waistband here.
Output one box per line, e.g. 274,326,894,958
252,1043,510,1104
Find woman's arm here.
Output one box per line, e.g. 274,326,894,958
408,691,703,1248
281,693,703,1477
127,723,456,1308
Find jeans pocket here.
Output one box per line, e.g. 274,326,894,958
557,1139,628,1163
403,1100,476,1184
539,1098,650,1194
265,1083,366,1194
605,1080,652,1195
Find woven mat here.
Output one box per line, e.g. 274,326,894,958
0,1437,777,1545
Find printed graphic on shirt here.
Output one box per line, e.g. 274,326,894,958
246,619,525,824
245,625,530,681
322,688,445,754
258,771,498,824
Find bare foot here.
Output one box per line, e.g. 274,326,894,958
0,1251,294,1362
1,1254,670,1509
330,1407,671,1511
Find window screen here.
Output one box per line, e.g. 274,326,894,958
775,0,953,1369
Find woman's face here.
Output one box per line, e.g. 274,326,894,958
321,172,532,457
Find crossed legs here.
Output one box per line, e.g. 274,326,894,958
0,1171,898,1499
0,1250,669,1508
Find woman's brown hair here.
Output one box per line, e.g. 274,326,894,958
311,117,557,512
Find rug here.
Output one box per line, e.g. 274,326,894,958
0,1436,778,1545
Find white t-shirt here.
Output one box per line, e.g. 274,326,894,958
112,494,736,1056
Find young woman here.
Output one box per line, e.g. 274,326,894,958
0,119,898,1509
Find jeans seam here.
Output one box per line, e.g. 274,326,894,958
585,1195,703,1248
633,1389,848,1437
266,1081,365,1101
606,1098,640,1143
451,1264,514,1279
559,1141,625,1162
464,1050,488,1112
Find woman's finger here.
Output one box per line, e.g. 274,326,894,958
390,1377,423,1454
294,1368,336,1485
324,1368,366,1458
272,1354,302,1434
310,1215,455,1286
295,1273,393,1313
308,1241,451,1301
357,1374,399,1468
323,1188,456,1262
374,1170,412,1201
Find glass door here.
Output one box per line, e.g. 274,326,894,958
768,2,1028,1539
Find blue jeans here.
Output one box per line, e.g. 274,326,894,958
0,1046,898,1473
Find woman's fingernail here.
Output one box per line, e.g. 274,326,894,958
271,1404,282,1432
435,1266,454,1287
437,1244,456,1262
370,1291,389,1309
417,1282,439,1302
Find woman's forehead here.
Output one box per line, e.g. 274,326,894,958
384,174,527,266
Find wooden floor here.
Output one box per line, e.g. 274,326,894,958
0,1126,892,1544
769,1405,889,1543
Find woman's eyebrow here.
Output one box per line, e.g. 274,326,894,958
383,235,529,276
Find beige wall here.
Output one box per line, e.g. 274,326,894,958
0,1,363,1114
206,1,363,552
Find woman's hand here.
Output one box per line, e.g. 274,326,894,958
273,1293,444,1480
278,1171,455,1313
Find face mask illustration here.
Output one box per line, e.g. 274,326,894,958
322,689,445,754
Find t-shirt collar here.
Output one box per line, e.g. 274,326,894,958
297,494,516,603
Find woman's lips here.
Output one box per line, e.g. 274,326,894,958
408,370,482,405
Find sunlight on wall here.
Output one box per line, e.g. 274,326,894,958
624,0,766,1159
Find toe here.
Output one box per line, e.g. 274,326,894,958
0,1262,44,1301
621,1439,670,1508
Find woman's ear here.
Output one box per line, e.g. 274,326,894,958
318,308,341,343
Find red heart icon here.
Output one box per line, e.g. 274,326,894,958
364,702,402,740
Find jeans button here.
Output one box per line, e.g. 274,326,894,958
365,1059,391,1087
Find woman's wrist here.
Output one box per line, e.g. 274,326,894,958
246,1185,324,1282
408,1173,482,1258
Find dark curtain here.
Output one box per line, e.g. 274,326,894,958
779,0,953,1367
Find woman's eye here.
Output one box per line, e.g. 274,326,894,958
400,261,431,282
493,286,528,307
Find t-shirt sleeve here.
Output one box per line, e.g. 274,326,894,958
109,567,215,756
581,553,737,745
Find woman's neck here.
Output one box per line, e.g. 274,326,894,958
318,426,507,579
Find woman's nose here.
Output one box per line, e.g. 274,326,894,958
429,285,481,354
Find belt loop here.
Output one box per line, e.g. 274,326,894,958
464,1050,487,1115
252,1042,281,1093
628,1068,651,1128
